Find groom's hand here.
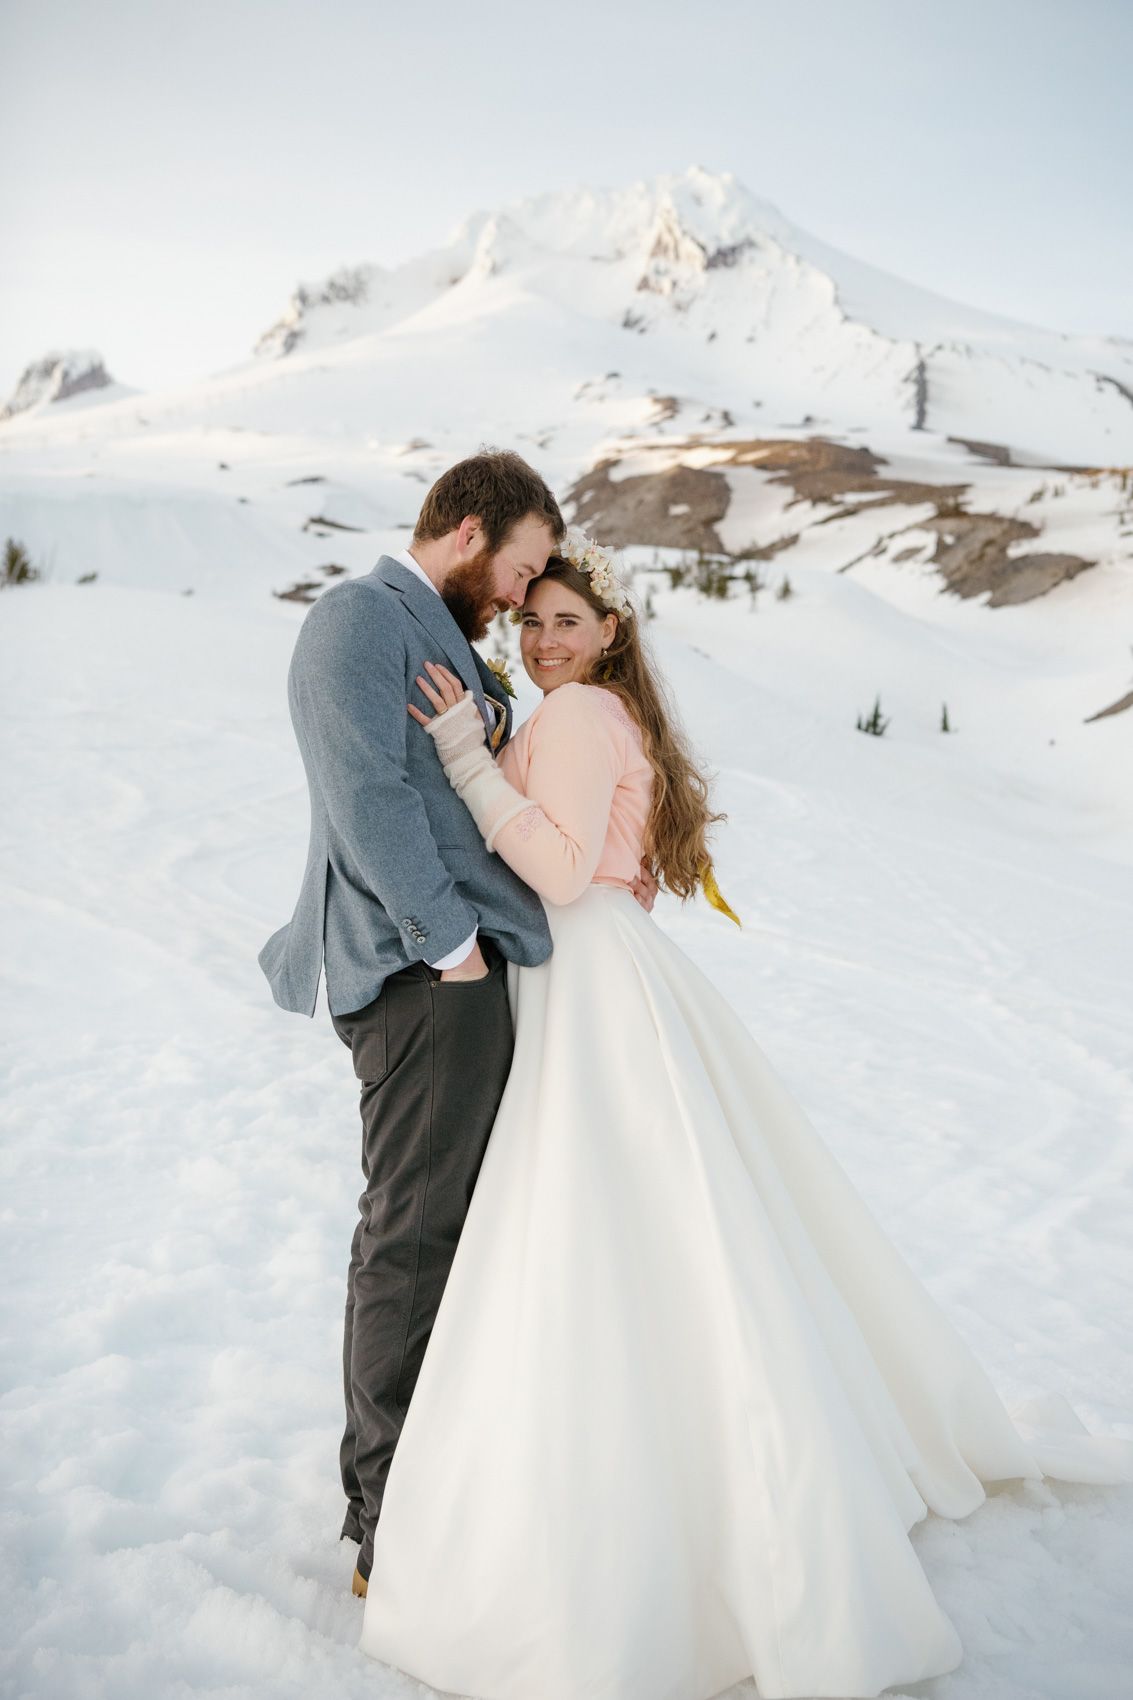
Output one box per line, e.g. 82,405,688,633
439,940,490,982
631,860,659,913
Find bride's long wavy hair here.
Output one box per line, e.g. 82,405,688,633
527,557,724,900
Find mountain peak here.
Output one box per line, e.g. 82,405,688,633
233,166,1133,465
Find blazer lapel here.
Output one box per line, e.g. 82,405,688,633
472,650,514,749
373,557,491,732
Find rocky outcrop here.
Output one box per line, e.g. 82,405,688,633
947,436,1015,466
1085,687,1133,722
254,266,372,358
0,350,114,421
567,434,1099,605
581,436,966,512
569,460,731,553
922,514,1095,605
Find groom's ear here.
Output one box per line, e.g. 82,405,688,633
455,515,483,556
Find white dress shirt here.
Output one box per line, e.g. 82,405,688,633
391,546,440,598
391,547,479,972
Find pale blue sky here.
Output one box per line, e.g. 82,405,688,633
2,0,1130,397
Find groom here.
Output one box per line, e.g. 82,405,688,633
259,449,568,1594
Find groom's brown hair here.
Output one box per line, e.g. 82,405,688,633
414,448,564,554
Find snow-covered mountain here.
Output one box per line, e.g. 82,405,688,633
1,167,1130,622
0,165,1131,630
247,168,1133,468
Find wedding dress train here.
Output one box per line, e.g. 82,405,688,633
359,885,1132,1700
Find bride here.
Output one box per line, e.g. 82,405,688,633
358,529,1132,1700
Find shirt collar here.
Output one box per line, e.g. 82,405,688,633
390,547,440,597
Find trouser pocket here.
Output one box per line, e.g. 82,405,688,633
332,992,388,1084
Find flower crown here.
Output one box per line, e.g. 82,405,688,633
559,526,634,616
510,525,633,621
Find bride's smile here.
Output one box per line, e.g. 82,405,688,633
519,576,617,691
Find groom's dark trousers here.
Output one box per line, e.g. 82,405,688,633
331,934,513,1581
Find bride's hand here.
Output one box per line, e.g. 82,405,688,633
631,859,659,913
408,661,470,727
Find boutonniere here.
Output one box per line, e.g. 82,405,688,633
485,655,516,699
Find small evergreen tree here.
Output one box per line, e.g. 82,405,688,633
776,575,793,600
941,701,951,732
693,550,731,599
3,538,39,586
856,695,889,736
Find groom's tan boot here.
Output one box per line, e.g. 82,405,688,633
352,1565,368,1598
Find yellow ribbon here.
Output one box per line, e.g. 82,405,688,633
701,861,742,928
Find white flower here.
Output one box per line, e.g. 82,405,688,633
556,526,634,620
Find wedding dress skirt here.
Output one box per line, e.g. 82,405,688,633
360,885,1133,1700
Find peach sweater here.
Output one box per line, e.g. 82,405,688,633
494,683,654,906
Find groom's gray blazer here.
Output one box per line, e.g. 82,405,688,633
258,556,552,1018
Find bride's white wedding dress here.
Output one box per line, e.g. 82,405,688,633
359,684,1132,1700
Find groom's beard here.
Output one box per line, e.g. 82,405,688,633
442,548,508,642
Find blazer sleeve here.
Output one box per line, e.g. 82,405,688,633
289,582,478,960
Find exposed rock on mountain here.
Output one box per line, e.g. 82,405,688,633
920,515,1095,606
0,350,120,421
253,267,373,357
565,434,1104,607
571,460,732,554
